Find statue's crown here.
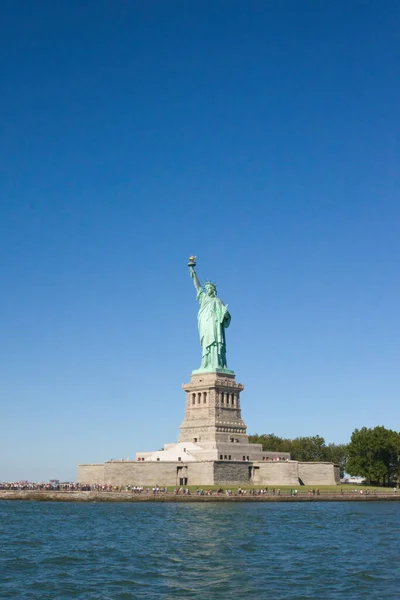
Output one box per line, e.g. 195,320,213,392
204,280,217,289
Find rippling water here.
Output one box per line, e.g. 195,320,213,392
1,501,399,599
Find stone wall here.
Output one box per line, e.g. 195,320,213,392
77,461,215,487
213,461,251,485
187,462,215,486
252,461,339,486
298,462,340,485
78,459,339,487
253,462,300,486
103,461,179,486
78,463,105,484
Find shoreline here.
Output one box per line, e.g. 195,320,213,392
1,490,399,503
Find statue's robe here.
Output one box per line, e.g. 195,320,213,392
197,289,231,369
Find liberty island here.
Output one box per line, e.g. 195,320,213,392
78,258,339,487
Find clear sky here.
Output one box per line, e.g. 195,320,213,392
1,1,399,481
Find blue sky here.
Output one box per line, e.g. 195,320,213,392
1,1,399,481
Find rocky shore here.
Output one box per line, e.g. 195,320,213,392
1,490,399,503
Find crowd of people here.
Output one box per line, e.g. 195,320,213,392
0,481,101,491
0,483,295,495
195,487,295,496
344,487,392,495
0,481,65,491
0,482,168,493
0,481,397,495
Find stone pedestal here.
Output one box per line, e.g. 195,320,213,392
179,371,248,445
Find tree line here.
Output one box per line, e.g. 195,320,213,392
249,425,400,485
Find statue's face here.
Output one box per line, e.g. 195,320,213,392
205,284,216,297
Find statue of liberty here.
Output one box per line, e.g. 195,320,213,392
188,256,232,373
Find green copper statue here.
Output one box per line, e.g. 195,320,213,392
188,256,233,373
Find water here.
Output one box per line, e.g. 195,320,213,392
0,501,399,599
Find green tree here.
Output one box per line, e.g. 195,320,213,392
347,426,400,485
290,435,328,462
248,433,292,453
249,433,347,474
325,443,348,478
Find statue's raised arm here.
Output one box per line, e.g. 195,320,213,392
188,256,201,292
187,256,232,374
